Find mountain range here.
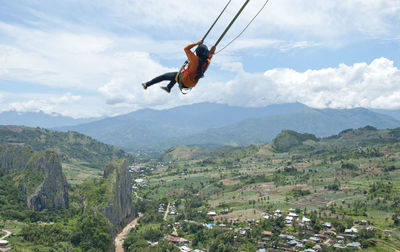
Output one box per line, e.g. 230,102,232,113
2,103,400,152
55,103,400,152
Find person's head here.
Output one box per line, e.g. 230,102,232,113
195,44,209,60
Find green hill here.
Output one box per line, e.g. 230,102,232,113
262,126,400,154
0,125,134,184
272,130,318,152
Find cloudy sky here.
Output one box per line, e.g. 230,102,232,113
1,0,400,118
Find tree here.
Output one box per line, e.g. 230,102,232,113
72,212,111,252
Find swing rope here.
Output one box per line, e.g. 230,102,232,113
175,0,233,95
176,0,271,94
216,0,271,54
202,0,232,42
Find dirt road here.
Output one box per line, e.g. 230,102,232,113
114,214,141,252
0,229,11,240
164,202,170,221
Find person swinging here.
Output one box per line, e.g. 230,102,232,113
142,41,216,93
141,0,256,93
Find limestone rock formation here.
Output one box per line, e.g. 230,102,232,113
102,159,133,233
0,144,69,211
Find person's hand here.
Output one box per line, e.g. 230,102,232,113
197,40,203,45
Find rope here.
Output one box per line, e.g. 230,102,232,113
216,0,271,54
175,0,232,95
202,0,232,41
214,0,250,47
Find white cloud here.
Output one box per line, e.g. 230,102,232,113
99,57,400,111
251,0,400,41
49,92,82,104
0,92,102,118
5,99,54,114
200,57,400,109
100,0,400,41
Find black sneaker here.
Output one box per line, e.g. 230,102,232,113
160,86,170,93
142,82,147,90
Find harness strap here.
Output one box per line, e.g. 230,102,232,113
175,61,192,95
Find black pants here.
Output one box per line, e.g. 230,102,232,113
146,72,179,90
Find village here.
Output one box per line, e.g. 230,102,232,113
126,160,395,251
128,171,384,252
158,207,377,251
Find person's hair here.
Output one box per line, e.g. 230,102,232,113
195,44,209,60
194,45,210,80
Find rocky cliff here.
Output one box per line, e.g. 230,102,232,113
0,144,69,211
0,144,33,172
102,159,133,233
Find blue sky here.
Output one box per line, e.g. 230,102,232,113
1,0,400,118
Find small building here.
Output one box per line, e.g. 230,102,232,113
172,237,189,246
207,211,217,216
257,241,266,248
262,231,272,237
204,223,215,229
313,245,322,251
301,216,311,223
309,236,320,242
344,227,358,233
0,240,9,247
333,243,346,249
322,222,332,228
134,178,144,183
180,245,192,252
279,234,295,240
347,242,361,248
